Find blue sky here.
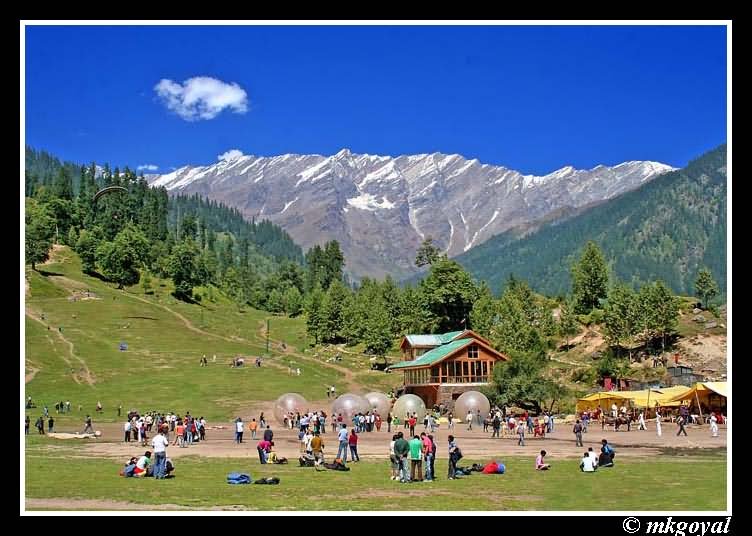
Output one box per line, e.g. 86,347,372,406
25,25,727,175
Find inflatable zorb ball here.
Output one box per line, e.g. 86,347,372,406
454,391,490,419
364,392,392,417
273,393,308,425
392,394,426,422
331,393,369,422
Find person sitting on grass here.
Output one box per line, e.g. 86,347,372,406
535,450,551,470
580,451,597,472
133,451,151,477
599,439,615,467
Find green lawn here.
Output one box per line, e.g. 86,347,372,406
25,440,726,510
24,247,358,424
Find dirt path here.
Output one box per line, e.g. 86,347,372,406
25,498,193,511
25,306,95,385
255,321,360,392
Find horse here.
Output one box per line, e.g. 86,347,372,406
601,415,632,431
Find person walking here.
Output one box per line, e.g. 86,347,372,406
235,417,244,443
348,428,360,462
249,418,258,440
35,416,44,435
48,416,54,433
448,412,454,430
152,427,169,479
638,411,647,431
492,414,501,438
82,414,94,434
573,419,584,447
466,411,473,431
655,410,663,437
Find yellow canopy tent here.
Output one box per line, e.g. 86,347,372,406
665,382,727,417
575,391,632,413
576,386,691,415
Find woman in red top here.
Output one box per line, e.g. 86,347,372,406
348,429,360,462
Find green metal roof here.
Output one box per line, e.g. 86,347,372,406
404,330,464,347
389,339,472,370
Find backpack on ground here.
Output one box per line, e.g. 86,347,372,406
299,454,315,467
254,477,281,485
227,472,252,485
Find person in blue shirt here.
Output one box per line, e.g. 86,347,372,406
599,438,615,467
336,423,349,463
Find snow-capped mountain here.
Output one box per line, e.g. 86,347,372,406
147,150,675,279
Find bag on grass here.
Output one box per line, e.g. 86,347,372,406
227,472,252,485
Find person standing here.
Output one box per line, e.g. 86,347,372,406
447,435,460,480
152,427,169,479
235,417,244,443
82,414,94,434
466,411,473,431
118,404,122,417
573,419,584,447
124,420,131,442
336,424,349,463
492,414,501,438
676,415,688,436
348,428,360,462
448,412,454,430
35,416,45,434
421,432,433,481
393,432,410,483
710,413,719,437
655,410,663,437
263,425,273,443
409,434,423,482
48,416,54,433
259,412,266,429
25,415,30,435
249,418,258,440
387,412,392,433
408,414,416,437
517,422,525,446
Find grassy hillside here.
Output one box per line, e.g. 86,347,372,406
454,145,727,297
24,246,397,424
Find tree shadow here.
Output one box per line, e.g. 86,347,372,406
36,269,64,277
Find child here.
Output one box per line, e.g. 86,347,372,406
535,449,551,470
517,422,525,446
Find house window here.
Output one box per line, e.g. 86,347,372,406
467,345,479,358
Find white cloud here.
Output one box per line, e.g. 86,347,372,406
154,76,249,121
218,149,244,161
137,164,159,171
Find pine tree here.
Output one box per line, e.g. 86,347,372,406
571,241,610,313
75,228,100,274
694,267,719,309
558,299,579,351
304,285,325,345
284,286,303,317
415,237,443,267
25,199,55,270
603,284,641,360
470,283,497,340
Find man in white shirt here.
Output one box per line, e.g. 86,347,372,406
235,417,244,443
124,420,131,443
580,451,597,472
152,429,169,479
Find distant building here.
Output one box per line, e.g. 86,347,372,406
666,365,706,386
388,330,509,409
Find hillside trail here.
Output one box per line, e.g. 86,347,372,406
119,292,291,373
25,306,96,385
255,321,360,392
